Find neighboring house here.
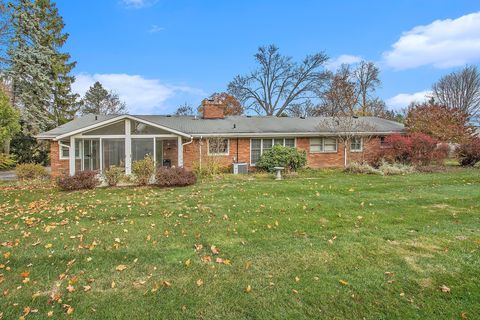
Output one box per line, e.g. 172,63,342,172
37,100,404,177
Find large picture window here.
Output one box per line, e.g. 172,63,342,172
309,137,337,153
103,138,125,170
132,138,154,161
208,138,229,155
250,138,296,165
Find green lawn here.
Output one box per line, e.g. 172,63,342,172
0,169,479,319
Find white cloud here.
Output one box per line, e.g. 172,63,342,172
73,73,206,114
148,25,165,33
121,0,157,9
384,11,480,69
386,90,432,110
325,54,362,71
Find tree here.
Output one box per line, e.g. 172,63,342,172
79,81,127,115
0,88,20,153
405,101,472,143
354,61,380,115
228,44,329,116
36,0,79,126
433,65,480,123
8,0,55,133
197,92,243,116
174,102,194,116
319,61,387,118
288,100,322,117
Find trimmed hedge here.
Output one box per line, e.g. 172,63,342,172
57,170,100,191
155,167,197,187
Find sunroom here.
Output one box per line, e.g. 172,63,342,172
55,116,191,176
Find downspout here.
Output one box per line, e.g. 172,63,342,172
236,137,239,163
199,136,203,170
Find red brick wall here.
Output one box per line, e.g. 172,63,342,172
296,137,382,168
183,136,382,171
50,141,69,178
50,136,384,176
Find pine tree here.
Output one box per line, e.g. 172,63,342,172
8,0,55,133
36,0,78,126
7,0,78,132
79,81,127,115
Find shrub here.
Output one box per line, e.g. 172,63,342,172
104,166,124,186
345,162,382,175
193,156,224,178
15,163,49,180
378,160,416,175
0,153,16,170
155,167,197,187
456,138,480,166
57,170,99,191
256,145,307,172
377,133,447,166
132,155,155,185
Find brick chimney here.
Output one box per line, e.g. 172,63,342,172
202,98,225,119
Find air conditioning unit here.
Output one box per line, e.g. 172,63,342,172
233,163,248,174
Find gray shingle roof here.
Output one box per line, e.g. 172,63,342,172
37,114,405,139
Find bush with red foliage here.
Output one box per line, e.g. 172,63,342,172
456,138,480,166
155,167,197,187
57,170,100,191
377,133,448,166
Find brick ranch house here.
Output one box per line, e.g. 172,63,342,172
37,100,404,177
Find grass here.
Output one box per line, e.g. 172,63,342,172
0,169,479,319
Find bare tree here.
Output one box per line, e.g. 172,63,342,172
319,64,358,116
174,102,194,116
319,61,385,117
228,44,329,116
288,100,321,117
432,65,480,122
318,116,376,167
353,61,380,115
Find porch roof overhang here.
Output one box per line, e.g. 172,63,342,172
40,115,192,141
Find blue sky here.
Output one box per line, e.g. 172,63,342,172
57,0,480,114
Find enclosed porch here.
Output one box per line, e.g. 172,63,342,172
57,117,188,175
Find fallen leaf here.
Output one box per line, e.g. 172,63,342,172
116,264,127,272
47,310,54,317
20,271,30,278
83,285,91,292
210,245,220,255
339,280,348,286
295,276,300,282
244,285,252,293
196,279,204,287
440,285,450,293
66,285,75,293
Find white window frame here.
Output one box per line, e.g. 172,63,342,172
249,138,296,165
350,137,363,152
59,144,70,160
207,138,230,156
309,137,338,153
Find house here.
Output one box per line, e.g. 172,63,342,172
37,99,405,177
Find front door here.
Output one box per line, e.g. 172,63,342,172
83,139,100,171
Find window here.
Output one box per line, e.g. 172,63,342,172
380,136,387,148
350,137,362,152
250,138,296,165
103,138,125,170
60,145,69,159
309,137,338,153
59,141,81,160
208,138,229,155
132,138,154,161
